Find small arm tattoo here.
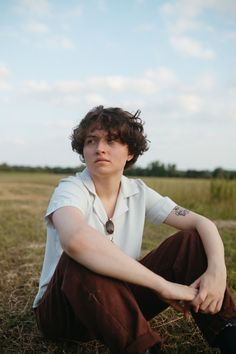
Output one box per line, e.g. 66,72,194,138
174,206,190,216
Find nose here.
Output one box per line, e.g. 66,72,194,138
96,139,107,153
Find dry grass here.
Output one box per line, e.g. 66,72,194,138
0,173,235,353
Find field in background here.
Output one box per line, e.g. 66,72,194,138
0,172,235,353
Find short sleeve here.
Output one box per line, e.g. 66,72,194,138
45,177,90,228
145,185,176,225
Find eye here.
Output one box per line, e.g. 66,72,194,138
107,134,120,144
85,137,95,145
107,138,115,144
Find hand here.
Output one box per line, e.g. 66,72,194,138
190,267,226,314
159,280,198,316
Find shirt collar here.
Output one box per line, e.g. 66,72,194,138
78,167,139,198
78,168,96,195
77,167,140,221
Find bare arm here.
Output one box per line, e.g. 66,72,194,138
164,206,227,314
52,206,197,303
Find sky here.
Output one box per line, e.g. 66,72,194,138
0,0,236,171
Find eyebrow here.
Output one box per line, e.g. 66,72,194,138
85,132,118,139
85,134,99,139
85,131,109,137
85,134,96,138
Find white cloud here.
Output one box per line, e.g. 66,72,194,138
160,1,203,20
134,24,155,32
214,0,236,16
26,80,51,93
87,76,157,94
60,37,75,49
178,73,216,93
178,94,203,114
0,82,12,91
15,0,50,16
46,35,75,49
21,69,215,108
62,5,83,18
44,120,74,129
85,94,106,106
0,138,27,146
168,17,212,35
194,74,216,91
24,21,48,33
171,35,215,59
21,72,160,107
55,81,83,93
0,65,10,78
95,0,108,12
0,65,12,91
20,70,234,127
161,0,236,34
161,0,236,20
145,67,177,87
224,31,236,40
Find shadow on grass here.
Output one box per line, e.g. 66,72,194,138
0,302,221,354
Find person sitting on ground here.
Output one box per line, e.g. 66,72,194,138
33,106,236,354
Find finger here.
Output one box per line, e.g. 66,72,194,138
192,302,200,313
171,300,192,319
190,278,201,288
182,303,191,320
179,300,191,315
204,300,218,315
191,291,208,313
199,297,212,312
210,299,223,314
215,299,223,313
170,301,186,314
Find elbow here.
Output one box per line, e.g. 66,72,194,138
195,215,218,231
61,233,88,259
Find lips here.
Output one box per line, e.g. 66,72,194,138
95,159,110,163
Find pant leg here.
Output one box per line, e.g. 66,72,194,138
34,253,93,342
35,230,236,351
130,229,236,346
35,252,161,354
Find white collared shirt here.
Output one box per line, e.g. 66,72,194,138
33,168,176,308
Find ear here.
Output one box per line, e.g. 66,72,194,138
127,153,134,162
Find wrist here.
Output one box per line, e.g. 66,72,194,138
153,276,169,297
207,262,227,276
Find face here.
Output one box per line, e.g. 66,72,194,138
83,129,133,178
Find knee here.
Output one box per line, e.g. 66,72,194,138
171,229,206,262
176,228,202,245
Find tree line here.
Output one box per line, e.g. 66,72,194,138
0,161,235,179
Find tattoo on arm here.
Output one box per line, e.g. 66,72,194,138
174,206,190,216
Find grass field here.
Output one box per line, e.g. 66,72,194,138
0,172,235,353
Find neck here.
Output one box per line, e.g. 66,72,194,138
90,172,122,219
92,173,122,199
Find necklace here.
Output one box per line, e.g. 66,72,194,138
105,219,114,242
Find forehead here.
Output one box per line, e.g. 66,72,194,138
85,126,118,138
85,131,106,139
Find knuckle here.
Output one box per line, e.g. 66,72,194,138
200,305,206,312
198,294,205,302
208,308,215,315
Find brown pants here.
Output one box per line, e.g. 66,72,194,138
34,230,236,353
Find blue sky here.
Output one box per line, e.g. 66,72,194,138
1,0,236,170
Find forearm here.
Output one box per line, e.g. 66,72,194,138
195,217,226,273
64,224,166,293
54,207,197,302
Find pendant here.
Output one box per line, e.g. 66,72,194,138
105,219,114,234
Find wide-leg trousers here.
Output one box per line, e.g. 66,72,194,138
34,230,236,353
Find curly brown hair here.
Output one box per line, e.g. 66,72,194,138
71,105,149,169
